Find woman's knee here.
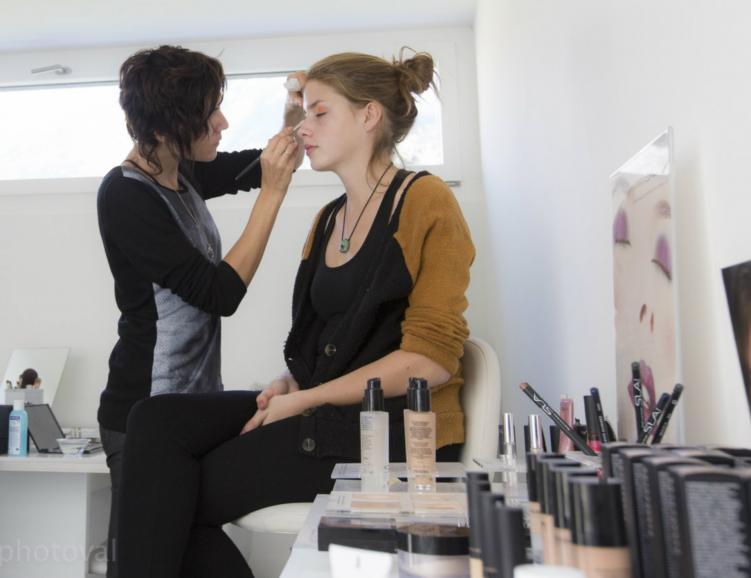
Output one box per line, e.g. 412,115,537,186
126,394,184,440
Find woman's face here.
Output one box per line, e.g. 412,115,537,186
190,104,228,162
298,80,369,172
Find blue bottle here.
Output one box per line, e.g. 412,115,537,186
8,400,28,456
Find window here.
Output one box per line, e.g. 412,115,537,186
0,33,463,188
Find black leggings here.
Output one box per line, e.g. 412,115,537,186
117,391,460,578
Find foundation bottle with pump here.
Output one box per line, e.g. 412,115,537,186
571,478,630,578
404,377,436,492
360,378,389,490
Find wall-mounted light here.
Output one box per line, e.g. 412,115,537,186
30,64,71,76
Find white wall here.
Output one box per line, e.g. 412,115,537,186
0,26,489,428
475,0,751,445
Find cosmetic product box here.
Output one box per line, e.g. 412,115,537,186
600,442,647,479
617,448,670,578
640,455,705,578
0,404,11,454
667,465,751,578
317,516,397,553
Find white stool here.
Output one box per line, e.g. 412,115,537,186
232,503,312,578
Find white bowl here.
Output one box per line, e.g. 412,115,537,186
56,437,90,457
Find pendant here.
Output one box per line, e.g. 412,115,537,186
207,244,215,259
339,238,350,253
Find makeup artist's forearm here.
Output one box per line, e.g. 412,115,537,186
300,350,451,408
223,189,284,285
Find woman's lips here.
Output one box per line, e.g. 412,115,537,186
304,145,316,155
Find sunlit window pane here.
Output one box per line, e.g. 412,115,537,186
0,84,130,180
0,74,443,182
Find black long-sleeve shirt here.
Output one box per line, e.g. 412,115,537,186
97,151,261,432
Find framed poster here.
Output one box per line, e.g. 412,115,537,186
611,129,680,442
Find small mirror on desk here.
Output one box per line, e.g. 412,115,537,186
1,347,69,406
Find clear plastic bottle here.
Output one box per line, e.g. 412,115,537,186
360,378,389,490
8,400,28,456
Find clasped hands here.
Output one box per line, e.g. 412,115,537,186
240,374,309,434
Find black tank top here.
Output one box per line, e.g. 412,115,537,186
310,171,407,320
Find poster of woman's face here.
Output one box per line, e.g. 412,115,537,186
722,260,751,409
612,130,680,442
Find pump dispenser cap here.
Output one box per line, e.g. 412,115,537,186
12,400,24,411
362,378,385,411
407,377,431,412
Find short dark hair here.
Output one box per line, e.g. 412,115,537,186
119,45,225,174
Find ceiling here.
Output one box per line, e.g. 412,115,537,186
0,0,477,53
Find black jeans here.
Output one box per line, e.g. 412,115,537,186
101,426,127,578
117,391,461,578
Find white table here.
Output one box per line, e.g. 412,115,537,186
0,451,110,578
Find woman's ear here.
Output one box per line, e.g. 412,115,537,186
362,101,383,133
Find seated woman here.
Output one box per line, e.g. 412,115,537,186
116,50,475,578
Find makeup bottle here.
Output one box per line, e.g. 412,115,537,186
483,501,527,578
571,478,630,578
616,447,665,578
466,472,491,578
360,378,389,491
479,492,506,577
526,414,546,454
7,400,28,456
553,468,599,569
640,455,704,578
558,396,574,453
527,453,565,564
498,413,517,465
541,461,581,565
404,377,436,492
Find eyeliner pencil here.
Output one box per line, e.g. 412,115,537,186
638,392,670,444
590,387,610,444
519,383,596,456
650,383,684,444
234,119,305,182
631,362,644,438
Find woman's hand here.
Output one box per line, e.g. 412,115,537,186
240,390,309,434
256,375,300,410
259,128,298,195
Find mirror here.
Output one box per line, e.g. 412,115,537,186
2,347,69,405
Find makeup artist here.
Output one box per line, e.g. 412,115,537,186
96,45,303,578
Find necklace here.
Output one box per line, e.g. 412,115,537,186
340,162,393,253
123,159,215,260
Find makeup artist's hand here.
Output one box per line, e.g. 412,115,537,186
285,71,306,109
259,128,298,195
241,390,309,434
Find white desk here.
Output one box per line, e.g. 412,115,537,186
0,452,110,578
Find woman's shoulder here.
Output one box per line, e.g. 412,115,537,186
399,172,463,222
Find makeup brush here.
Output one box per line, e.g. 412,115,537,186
234,118,305,182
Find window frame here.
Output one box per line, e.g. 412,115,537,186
0,32,463,196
